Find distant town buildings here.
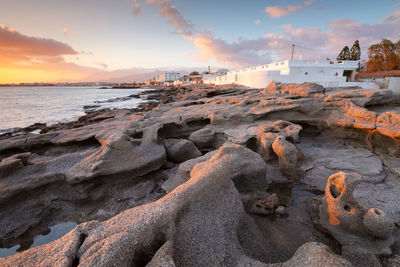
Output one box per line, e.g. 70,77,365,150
156,72,181,84
144,60,393,90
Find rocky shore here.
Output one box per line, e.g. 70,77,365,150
0,83,399,266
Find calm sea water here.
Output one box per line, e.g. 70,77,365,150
0,86,150,134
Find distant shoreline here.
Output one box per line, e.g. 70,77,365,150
0,84,146,88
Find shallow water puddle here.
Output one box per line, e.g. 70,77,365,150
0,221,77,258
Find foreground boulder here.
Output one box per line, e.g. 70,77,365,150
163,138,202,163
188,127,216,149
0,145,350,266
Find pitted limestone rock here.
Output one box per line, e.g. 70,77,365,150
272,136,298,174
256,121,302,161
324,171,365,229
363,208,395,239
316,171,395,266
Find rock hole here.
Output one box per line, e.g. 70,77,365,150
374,209,382,215
329,183,341,198
130,131,143,139
0,148,27,161
186,118,211,130
246,137,258,152
343,205,351,212
158,123,185,140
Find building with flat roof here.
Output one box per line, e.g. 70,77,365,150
156,72,180,84
203,60,375,89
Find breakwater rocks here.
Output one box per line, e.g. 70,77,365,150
0,83,399,266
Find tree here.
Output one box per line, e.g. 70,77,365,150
366,39,400,72
350,40,361,60
190,71,200,76
337,46,350,60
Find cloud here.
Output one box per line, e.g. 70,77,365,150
281,16,400,60
94,61,108,69
146,0,194,38
191,11,400,67
0,26,103,83
126,0,142,15
64,28,69,35
254,19,261,25
132,1,400,69
265,0,315,18
192,32,288,68
144,0,287,67
0,25,77,61
384,10,400,24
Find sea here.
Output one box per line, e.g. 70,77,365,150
0,86,151,134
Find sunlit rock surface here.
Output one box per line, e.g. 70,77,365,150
0,83,399,266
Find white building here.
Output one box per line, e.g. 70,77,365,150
355,71,400,93
203,60,377,89
156,72,181,84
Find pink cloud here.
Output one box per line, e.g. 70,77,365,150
146,0,194,38
0,25,77,58
265,0,315,18
142,1,400,68
282,16,400,60
384,10,400,24
192,32,289,68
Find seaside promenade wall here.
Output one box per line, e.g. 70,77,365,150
204,59,359,89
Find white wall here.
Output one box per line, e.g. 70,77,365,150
204,60,358,88
388,77,400,93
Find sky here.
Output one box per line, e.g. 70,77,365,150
0,0,399,83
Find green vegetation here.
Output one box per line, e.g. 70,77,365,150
337,40,361,61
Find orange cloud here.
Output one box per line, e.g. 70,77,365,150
0,26,101,83
265,0,315,18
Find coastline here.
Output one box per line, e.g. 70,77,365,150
0,83,399,266
0,86,158,137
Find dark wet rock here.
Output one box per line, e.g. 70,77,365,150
249,193,279,215
83,104,101,110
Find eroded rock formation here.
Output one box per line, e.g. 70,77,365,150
0,82,399,266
